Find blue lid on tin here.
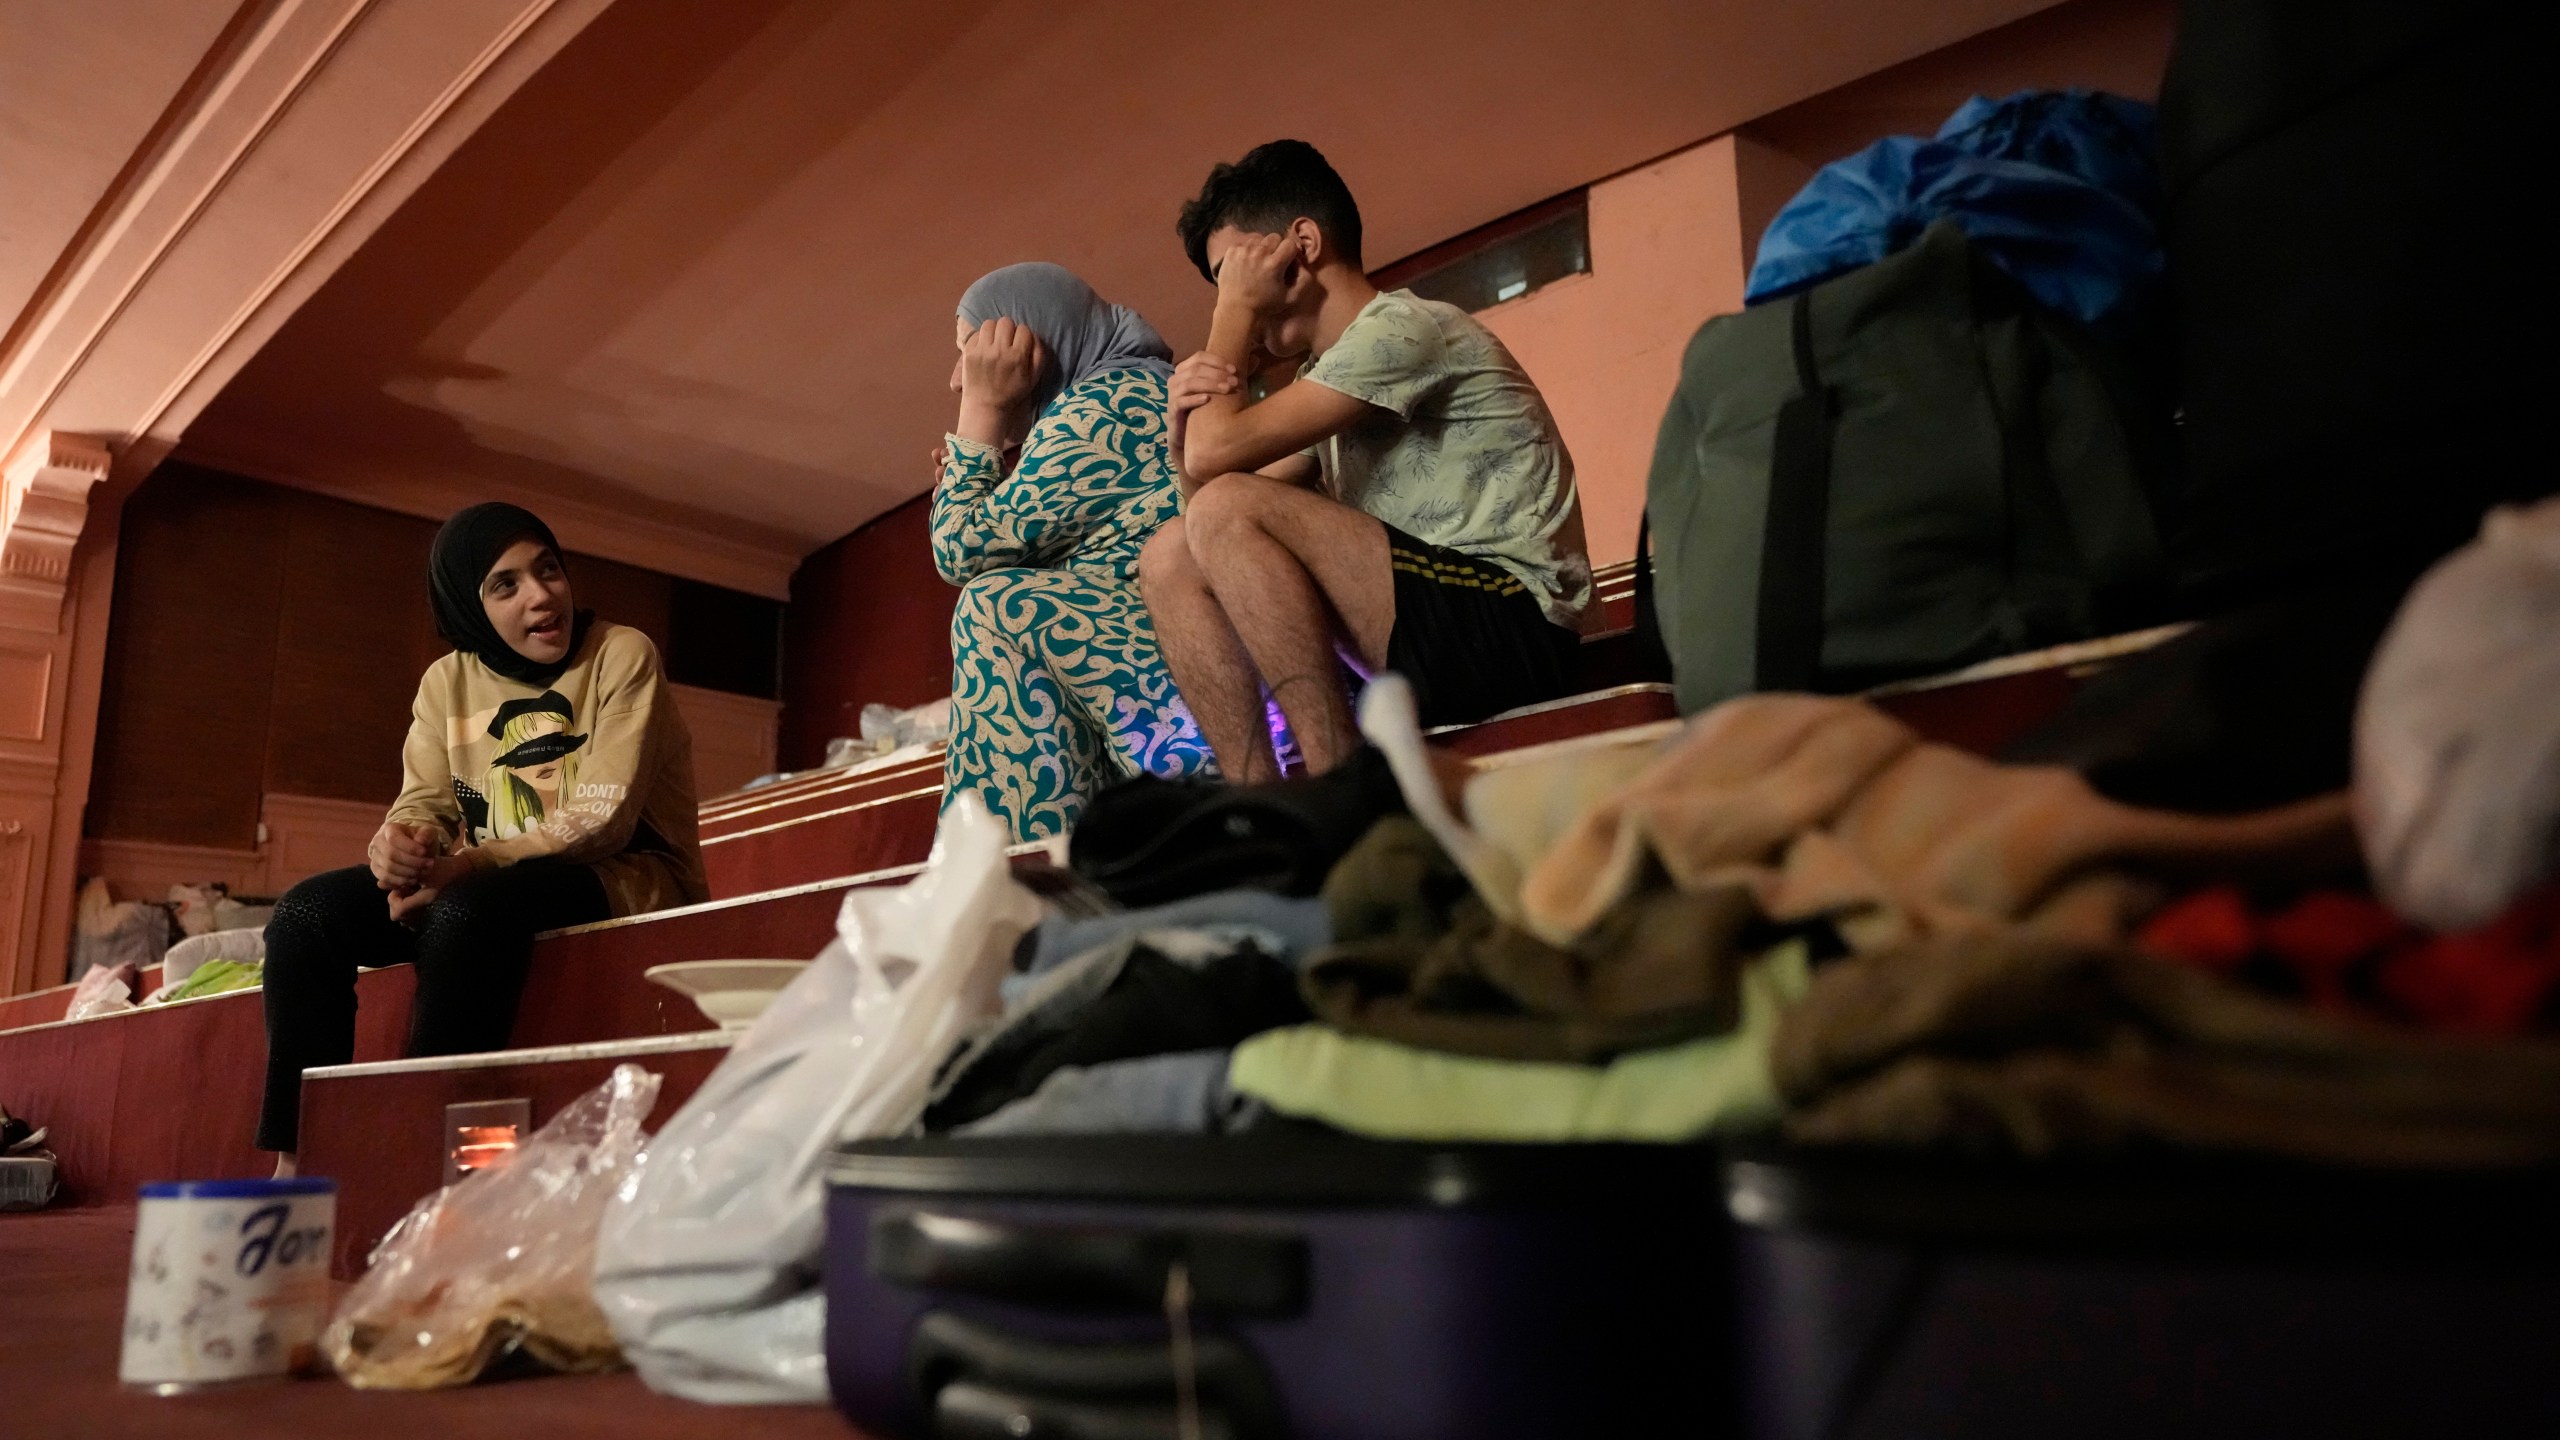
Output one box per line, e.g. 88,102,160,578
138,1178,336,1199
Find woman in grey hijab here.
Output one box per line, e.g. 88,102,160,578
932,262,1212,842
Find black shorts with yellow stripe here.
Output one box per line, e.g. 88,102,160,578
1381,524,1580,728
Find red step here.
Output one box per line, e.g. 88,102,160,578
298,1031,736,1279
698,751,946,839
700,790,941,899
696,747,926,815
0,962,176,1032
508,869,908,1049
1436,682,1679,757
698,752,945,898
1868,623,2189,756
0,972,416,1207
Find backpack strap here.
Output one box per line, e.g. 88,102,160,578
1755,289,1835,692
1629,511,1671,676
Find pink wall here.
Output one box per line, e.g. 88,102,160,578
1474,138,1753,569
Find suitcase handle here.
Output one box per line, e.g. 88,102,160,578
909,1310,1288,1440
1756,286,1834,693
931,1379,1234,1440
871,1209,1308,1317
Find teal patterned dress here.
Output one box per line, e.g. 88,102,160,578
935,367,1213,841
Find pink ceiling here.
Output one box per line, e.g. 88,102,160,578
0,1,246,357
185,0,2060,558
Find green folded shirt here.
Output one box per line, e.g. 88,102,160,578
1229,942,1810,1142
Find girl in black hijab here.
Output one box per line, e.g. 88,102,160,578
258,503,706,1169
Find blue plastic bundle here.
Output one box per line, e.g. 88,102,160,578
1746,89,2160,330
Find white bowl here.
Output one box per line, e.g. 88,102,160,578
643,959,810,1031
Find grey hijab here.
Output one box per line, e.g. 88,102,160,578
956,262,1174,419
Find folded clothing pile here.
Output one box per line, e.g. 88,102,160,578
954,671,2371,1150
974,525,2560,1167
920,890,1331,1138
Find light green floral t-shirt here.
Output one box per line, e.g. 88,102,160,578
1299,288,1594,630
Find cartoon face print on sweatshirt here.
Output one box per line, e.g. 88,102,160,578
448,690,591,844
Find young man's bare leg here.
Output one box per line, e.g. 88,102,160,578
1138,519,1283,783
1181,474,1394,775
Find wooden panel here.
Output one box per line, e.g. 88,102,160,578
0,801,37,982
566,549,673,653
263,493,439,803
259,791,382,893
779,494,954,771
78,792,378,903
73,837,263,903
669,683,781,798
0,644,49,741
84,466,287,846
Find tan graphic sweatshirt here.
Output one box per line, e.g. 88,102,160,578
386,622,708,918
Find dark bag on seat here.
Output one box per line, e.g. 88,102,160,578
1642,220,2171,716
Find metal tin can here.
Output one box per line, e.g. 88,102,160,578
120,1177,337,1391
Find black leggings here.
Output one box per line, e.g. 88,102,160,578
256,860,609,1152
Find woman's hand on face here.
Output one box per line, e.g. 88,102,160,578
957,317,1047,422
368,822,444,891
1166,351,1243,479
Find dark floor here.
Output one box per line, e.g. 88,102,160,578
4,1204,866,1439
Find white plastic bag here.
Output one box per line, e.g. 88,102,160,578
859,695,955,750
69,878,170,982
324,1063,662,1388
592,795,1038,1403
65,961,138,1021
168,883,227,938
2355,496,2560,928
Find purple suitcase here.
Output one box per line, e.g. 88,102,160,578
1724,1141,2560,1440
825,1134,1729,1439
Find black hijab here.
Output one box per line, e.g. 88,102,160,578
428,503,595,686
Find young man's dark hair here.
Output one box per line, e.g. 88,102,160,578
1176,139,1364,284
